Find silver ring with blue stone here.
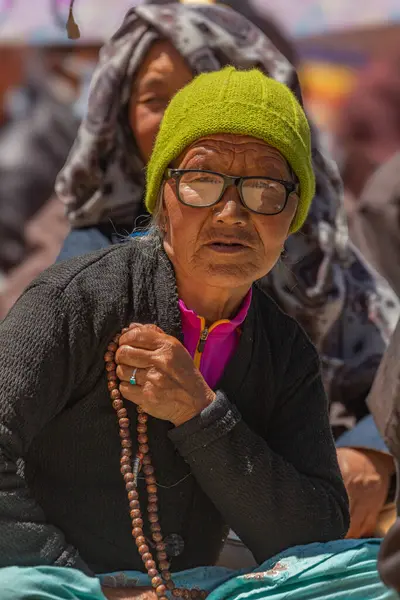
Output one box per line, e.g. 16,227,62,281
129,368,138,386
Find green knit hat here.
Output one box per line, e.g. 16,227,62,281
145,66,315,233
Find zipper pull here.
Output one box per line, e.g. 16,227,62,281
197,327,209,353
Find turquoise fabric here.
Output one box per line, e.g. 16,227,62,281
0,540,396,600
1,564,103,599
207,539,396,600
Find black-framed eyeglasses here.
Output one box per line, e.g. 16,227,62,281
165,169,297,216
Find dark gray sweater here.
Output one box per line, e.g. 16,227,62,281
0,234,348,575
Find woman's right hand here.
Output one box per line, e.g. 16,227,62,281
102,586,156,600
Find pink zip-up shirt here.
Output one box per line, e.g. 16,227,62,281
178,289,252,389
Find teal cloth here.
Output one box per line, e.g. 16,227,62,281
0,540,397,599
1,564,103,599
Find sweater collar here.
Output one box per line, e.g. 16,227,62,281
178,289,252,336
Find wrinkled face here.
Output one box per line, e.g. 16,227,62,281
162,134,298,289
130,40,193,162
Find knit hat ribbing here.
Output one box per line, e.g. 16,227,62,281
145,66,315,232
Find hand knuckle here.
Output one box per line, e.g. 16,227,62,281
162,346,174,364
116,345,129,363
119,383,129,398
129,329,142,344
142,387,154,403
154,371,163,385
148,368,162,384
169,337,180,350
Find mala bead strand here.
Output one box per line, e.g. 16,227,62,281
105,336,207,599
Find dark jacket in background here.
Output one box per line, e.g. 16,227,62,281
0,234,348,574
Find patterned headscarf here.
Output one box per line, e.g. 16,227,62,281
56,0,327,230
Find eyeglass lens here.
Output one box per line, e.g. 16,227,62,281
178,171,287,214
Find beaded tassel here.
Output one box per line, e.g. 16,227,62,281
105,332,207,599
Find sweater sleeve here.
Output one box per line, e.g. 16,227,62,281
169,327,349,564
0,283,92,573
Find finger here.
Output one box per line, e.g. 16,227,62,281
122,323,142,333
117,364,148,385
115,344,153,368
129,323,164,335
345,496,363,539
360,514,379,537
119,381,143,405
347,502,377,539
357,489,387,537
354,503,379,538
119,324,167,351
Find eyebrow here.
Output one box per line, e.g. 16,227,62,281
255,158,293,180
137,76,167,91
181,146,294,180
265,166,291,179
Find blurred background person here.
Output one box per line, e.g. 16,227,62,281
0,46,78,276
350,152,400,298
337,55,400,210
0,44,31,276
337,55,400,297
0,42,101,317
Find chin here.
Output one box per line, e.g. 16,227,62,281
202,260,262,287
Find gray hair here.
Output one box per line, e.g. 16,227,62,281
147,187,164,235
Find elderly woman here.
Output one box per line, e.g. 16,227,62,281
0,67,350,599
55,2,399,540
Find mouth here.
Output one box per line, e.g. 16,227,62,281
205,240,250,254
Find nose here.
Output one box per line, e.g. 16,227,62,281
212,188,248,226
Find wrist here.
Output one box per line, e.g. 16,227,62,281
172,391,216,427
